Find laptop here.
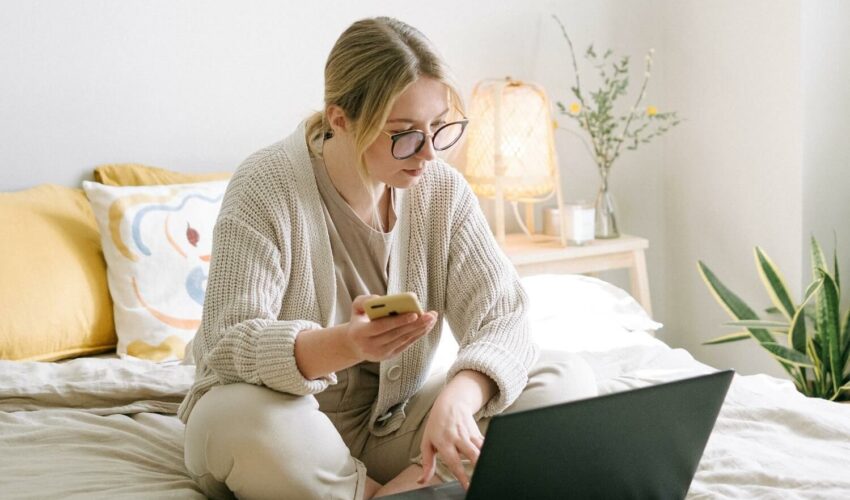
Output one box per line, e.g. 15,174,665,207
382,369,733,500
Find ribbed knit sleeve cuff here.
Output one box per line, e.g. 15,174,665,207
257,319,338,395
446,341,537,419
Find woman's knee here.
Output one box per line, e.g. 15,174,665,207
533,349,599,401
186,383,318,468
185,383,364,499
504,350,598,415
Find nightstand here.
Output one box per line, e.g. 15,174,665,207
500,233,652,317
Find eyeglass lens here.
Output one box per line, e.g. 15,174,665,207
392,121,466,159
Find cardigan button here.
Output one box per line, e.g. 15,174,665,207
387,365,402,381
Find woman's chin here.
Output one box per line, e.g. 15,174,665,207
392,169,425,188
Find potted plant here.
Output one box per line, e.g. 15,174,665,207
551,15,681,239
698,235,850,402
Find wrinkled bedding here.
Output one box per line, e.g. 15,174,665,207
0,356,203,499
580,343,850,499
2,332,849,498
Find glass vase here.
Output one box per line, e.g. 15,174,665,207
594,168,620,239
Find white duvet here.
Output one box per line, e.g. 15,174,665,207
1,275,849,499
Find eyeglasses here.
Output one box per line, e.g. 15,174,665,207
382,119,469,160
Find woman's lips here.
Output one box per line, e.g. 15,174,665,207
403,168,424,177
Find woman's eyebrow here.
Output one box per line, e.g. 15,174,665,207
386,108,450,124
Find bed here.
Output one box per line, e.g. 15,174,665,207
2,273,849,499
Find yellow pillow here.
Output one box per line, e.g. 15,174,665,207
0,185,117,361
93,163,231,187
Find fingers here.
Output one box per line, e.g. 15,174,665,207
448,429,483,489
467,415,486,452
419,437,480,490
471,433,485,450
350,311,437,362
370,310,436,338
351,294,380,315
378,312,437,348
417,443,437,485
440,447,471,490
365,312,420,336
457,438,481,468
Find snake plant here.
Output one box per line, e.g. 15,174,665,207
698,235,850,402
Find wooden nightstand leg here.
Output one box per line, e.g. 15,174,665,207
629,249,653,318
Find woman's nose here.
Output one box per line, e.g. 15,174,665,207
416,137,437,161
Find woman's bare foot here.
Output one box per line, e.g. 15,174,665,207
371,464,442,498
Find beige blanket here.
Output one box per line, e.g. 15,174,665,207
0,356,203,499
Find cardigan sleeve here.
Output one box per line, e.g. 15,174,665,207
443,182,538,419
194,214,336,395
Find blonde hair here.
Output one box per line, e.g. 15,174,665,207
305,17,465,231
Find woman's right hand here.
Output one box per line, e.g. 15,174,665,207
343,294,438,362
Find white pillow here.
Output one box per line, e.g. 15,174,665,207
522,274,661,332
82,180,227,363
429,274,663,376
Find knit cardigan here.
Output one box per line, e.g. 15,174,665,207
177,120,538,436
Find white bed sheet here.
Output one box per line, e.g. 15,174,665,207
580,341,850,499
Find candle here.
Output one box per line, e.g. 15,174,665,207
544,202,595,245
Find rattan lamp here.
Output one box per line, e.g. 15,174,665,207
463,77,566,245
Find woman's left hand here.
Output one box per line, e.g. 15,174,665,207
417,393,485,490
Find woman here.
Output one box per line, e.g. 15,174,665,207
180,16,598,500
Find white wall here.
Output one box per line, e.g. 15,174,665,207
661,0,803,377
802,0,850,313
0,0,548,191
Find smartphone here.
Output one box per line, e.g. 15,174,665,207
364,292,424,320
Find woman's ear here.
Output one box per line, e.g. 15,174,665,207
326,105,350,137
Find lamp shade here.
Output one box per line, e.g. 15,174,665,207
463,78,559,202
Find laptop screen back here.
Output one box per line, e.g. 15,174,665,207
466,370,733,500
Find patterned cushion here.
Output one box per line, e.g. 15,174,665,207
82,180,227,362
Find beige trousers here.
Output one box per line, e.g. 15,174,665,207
183,349,598,500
